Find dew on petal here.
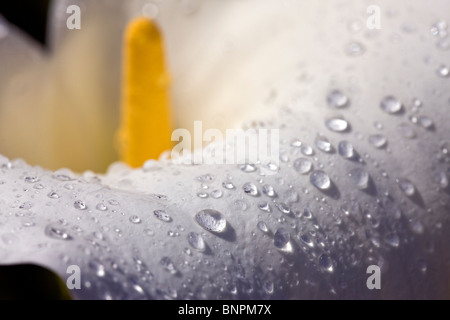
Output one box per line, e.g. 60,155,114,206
195,209,227,233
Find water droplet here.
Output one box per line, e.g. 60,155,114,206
326,118,349,132
96,203,108,211
275,202,291,214
89,260,106,277
210,189,223,199
234,200,248,211
315,135,333,153
380,96,403,114
397,123,416,139
432,169,449,188
129,215,142,224
348,168,370,190
188,232,206,252
310,171,331,190
397,178,415,197
290,139,302,147
243,183,258,196
108,200,120,206
417,259,427,274
374,121,384,130
74,200,87,210
19,202,33,210
154,210,172,222
319,254,334,273
33,183,44,190
327,90,349,108
240,164,257,173
24,176,39,183
257,221,269,233
301,146,314,156
222,181,235,189
338,141,355,158
293,158,313,174
385,233,400,247
45,224,73,241
258,202,271,212
274,228,293,252
47,192,60,199
368,134,387,149
299,234,314,248
437,65,450,78
263,281,274,295
160,257,178,274
417,116,434,130
197,174,214,183
345,42,365,56
197,192,209,199
262,184,276,197
195,209,227,233
53,174,72,181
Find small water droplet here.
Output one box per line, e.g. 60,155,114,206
195,209,227,233
108,200,120,206
160,257,178,274
197,174,215,183
240,164,257,173
417,116,434,130
319,254,334,273
345,41,365,56
96,203,108,211
315,135,333,153
417,259,428,274
129,215,142,224
299,234,314,248
33,183,44,190
74,200,87,210
154,210,172,222
348,168,370,190
24,176,39,183
210,189,223,199
380,96,403,114
263,281,274,294
47,192,60,199
397,178,416,197
197,192,209,199
262,184,276,197
19,201,33,210
327,90,349,108
437,65,450,78
310,171,331,190
385,233,400,247
89,260,106,277
338,141,355,159
275,202,291,214
293,158,313,174
397,123,416,139
368,134,387,149
432,169,449,188
222,181,235,189
257,221,269,233
326,118,349,132
188,232,206,252
45,224,73,241
258,202,271,212
274,228,293,252
290,139,302,147
301,146,314,156
243,183,258,196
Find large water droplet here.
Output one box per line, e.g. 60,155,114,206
327,90,349,108
338,141,355,159
368,134,387,149
160,257,178,274
326,118,349,132
274,228,293,252
310,171,331,190
315,135,333,153
380,96,403,114
195,209,227,233
293,158,313,174
348,168,370,190
397,178,416,197
154,210,172,222
188,232,206,252
45,224,73,241
243,183,258,196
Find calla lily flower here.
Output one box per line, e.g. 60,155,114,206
0,0,450,300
